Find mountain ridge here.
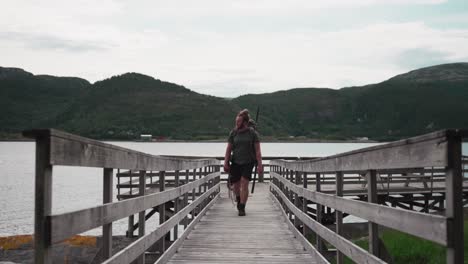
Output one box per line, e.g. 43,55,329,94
1,62,467,141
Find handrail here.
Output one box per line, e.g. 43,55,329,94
24,129,221,264
271,129,467,172
23,128,219,170
270,129,466,264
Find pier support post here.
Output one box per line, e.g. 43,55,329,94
446,133,463,264
294,171,302,229
302,172,311,239
367,170,380,258
158,171,166,254
336,172,344,264
174,170,180,241
102,168,113,260
316,173,325,253
34,136,53,264
184,170,190,228
136,170,146,264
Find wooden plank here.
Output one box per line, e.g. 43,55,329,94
103,168,113,260
155,193,220,264
271,183,386,264
184,170,189,228
446,135,464,264
336,172,343,264
270,191,330,264
23,129,219,171
34,137,53,264
367,170,379,257
271,132,450,172
167,183,316,264
158,170,166,254
315,172,324,253
137,170,147,264
271,172,448,245
174,170,180,240
49,171,220,244
102,183,220,264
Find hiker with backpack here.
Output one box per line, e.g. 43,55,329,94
224,109,263,216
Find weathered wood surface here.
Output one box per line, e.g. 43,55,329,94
166,183,317,264
270,130,466,172
271,184,385,264
23,129,219,171
103,183,220,264
271,172,448,245
50,171,220,244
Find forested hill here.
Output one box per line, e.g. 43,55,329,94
1,63,468,141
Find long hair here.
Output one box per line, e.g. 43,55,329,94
235,109,255,130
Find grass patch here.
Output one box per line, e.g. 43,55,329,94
326,220,468,264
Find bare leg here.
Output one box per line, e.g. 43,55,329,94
232,181,240,197
240,176,249,204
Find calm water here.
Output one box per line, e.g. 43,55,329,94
0,141,466,236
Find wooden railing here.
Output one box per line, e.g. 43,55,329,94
115,156,317,200
269,129,467,264
23,129,221,264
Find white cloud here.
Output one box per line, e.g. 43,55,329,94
0,1,466,97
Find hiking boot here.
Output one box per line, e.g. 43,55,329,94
238,203,246,216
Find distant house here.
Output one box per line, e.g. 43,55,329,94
140,134,152,141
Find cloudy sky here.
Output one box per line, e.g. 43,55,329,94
1,0,468,97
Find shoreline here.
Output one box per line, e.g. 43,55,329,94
0,139,379,143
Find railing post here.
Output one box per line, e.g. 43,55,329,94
102,168,113,260
174,170,180,241
336,171,344,264
302,172,310,238
184,169,190,228
294,171,302,229
127,215,135,238
158,170,166,254
259,162,264,183
446,133,463,264
136,170,146,264
289,169,294,222
191,168,196,218
367,170,379,258
315,172,324,253
34,136,53,264
198,167,203,198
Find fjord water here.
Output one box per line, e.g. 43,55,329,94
0,141,466,236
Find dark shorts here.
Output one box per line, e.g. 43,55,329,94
229,162,255,183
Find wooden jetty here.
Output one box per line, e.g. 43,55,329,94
24,129,467,264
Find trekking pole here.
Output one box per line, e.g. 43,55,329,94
251,106,260,194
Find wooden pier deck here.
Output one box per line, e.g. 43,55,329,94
24,129,467,264
167,183,317,264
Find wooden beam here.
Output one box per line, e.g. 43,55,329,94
101,183,220,264
34,136,53,264
446,134,464,264
315,172,324,253
137,170,146,264
336,172,344,264
102,168,113,260
49,171,220,244
271,131,450,172
158,170,166,254
367,170,379,258
271,184,385,264
24,129,219,171
271,172,448,245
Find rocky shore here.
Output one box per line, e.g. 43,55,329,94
0,235,140,264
